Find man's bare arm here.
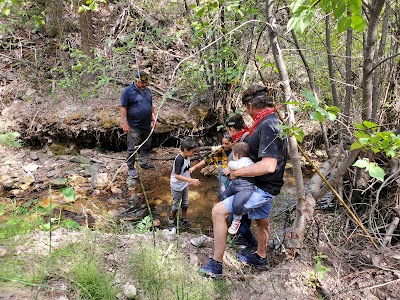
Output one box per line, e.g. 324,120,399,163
120,106,130,134
230,157,277,179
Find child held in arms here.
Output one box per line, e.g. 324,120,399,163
222,142,254,235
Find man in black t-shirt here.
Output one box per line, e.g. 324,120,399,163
200,85,287,277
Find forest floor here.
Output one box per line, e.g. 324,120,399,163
1,139,400,300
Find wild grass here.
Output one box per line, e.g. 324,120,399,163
130,241,230,300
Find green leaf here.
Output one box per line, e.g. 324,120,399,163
195,7,205,17
318,107,337,121
352,159,370,168
293,127,304,143
350,141,363,150
61,219,80,230
355,123,367,130
311,111,324,122
338,16,351,33
351,15,366,31
319,0,333,12
39,223,52,231
348,0,362,14
333,2,346,19
287,17,299,32
0,204,7,216
61,186,77,202
290,0,308,14
326,106,341,114
362,120,378,129
368,166,385,181
304,89,319,108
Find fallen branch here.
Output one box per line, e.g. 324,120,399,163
381,217,399,248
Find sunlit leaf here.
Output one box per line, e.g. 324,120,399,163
311,111,324,122
338,16,351,33
362,120,378,129
368,166,385,181
350,141,362,150
304,89,319,108
352,159,369,168
351,15,366,31
61,186,77,202
61,219,80,230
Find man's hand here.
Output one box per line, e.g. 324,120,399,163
229,169,239,180
122,122,130,134
189,167,196,173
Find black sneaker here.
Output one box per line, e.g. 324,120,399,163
237,249,267,267
199,259,223,278
140,162,155,169
168,217,176,226
180,218,191,228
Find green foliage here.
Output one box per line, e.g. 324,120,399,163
287,0,366,34
0,0,45,31
0,132,22,147
309,252,331,291
353,158,385,181
281,89,340,143
78,0,106,13
131,215,153,233
70,258,118,299
0,186,80,239
350,121,400,158
130,242,228,300
51,47,113,95
350,120,400,181
61,186,77,202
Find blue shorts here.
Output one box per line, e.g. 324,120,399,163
222,186,274,219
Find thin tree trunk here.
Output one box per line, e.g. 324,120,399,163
291,30,331,158
343,26,353,143
78,1,95,58
266,0,308,250
362,0,386,120
371,3,391,121
325,15,339,108
45,0,64,38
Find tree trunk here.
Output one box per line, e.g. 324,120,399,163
325,15,339,108
78,0,95,58
343,26,352,144
45,0,64,38
362,0,386,120
266,0,308,250
371,3,391,121
291,29,331,158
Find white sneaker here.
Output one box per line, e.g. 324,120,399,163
228,219,241,235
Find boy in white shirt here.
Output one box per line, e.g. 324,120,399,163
222,142,254,234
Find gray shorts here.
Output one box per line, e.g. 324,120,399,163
171,186,189,212
222,186,274,219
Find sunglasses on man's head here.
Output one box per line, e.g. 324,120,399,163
139,76,149,82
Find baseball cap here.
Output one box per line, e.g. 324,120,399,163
134,70,149,82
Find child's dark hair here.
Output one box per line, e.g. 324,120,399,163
232,142,251,159
225,114,245,131
180,137,197,151
223,134,233,142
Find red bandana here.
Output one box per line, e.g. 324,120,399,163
231,127,249,143
247,108,276,136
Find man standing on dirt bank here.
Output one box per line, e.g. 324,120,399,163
120,70,157,179
199,84,288,277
